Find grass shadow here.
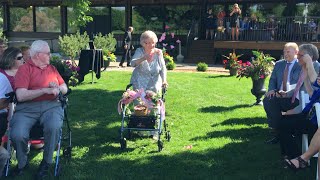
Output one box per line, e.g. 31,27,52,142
211,117,266,127
207,74,231,78
199,104,252,113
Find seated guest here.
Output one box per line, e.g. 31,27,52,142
278,44,319,159
0,73,11,175
0,39,7,57
263,42,301,144
0,47,25,88
130,30,168,93
20,45,31,62
10,40,68,179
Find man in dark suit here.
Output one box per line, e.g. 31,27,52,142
119,26,134,67
263,42,301,144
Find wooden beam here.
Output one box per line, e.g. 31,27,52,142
214,41,320,50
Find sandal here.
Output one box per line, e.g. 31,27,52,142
284,156,309,172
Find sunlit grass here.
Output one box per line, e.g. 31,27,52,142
10,71,317,180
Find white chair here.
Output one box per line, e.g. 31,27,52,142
300,91,320,180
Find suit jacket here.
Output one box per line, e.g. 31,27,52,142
268,59,301,92
122,31,134,50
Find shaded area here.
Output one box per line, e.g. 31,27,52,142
199,104,252,113
211,117,266,127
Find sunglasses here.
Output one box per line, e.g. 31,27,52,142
16,56,23,60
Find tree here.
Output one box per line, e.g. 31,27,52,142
63,0,93,28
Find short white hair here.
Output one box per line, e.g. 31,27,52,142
30,40,49,57
140,30,158,46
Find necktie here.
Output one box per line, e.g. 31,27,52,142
282,62,291,91
291,71,306,103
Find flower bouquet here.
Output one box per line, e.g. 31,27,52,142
237,50,275,80
222,50,242,70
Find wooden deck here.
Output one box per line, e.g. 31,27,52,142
214,41,320,50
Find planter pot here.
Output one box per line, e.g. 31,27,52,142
251,78,267,105
229,68,238,76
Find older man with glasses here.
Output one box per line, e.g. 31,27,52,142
10,40,68,179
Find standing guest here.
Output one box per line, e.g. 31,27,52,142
20,46,31,62
263,42,301,144
119,26,134,67
230,3,241,41
130,30,168,93
205,8,216,40
10,40,68,179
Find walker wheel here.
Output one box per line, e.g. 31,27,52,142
120,138,127,150
63,146,72,160
158,140,163,152
166,131,171,142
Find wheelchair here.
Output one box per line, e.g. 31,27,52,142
3,90,72,177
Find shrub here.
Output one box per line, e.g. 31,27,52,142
94,32,117,53
166,62,176,70
197,62,208,72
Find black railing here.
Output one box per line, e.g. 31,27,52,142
214,16,320,42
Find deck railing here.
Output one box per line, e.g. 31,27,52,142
213,16,320,42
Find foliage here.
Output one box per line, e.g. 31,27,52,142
196,62,208,72
237,50,275,80
159,26,179,57
222,50,243,70
63,0,93,28
50,55,80,87
166,61,176,70
103,50,117,62
58,31,89,61
93,33,117,53
163,52,176,70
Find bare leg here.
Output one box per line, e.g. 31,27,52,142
210,29,214,40
205,29,209,40
288,128,320,167
235,27,239,41
231,28,235,41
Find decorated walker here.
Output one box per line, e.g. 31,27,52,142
118,84,170,152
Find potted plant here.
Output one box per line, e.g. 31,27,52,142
222,50,243,76
93,32,117,68
50,55,80,87
237,50,275,105
58,31,89,65
163,51,176,70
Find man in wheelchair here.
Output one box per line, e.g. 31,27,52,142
10,40,68,179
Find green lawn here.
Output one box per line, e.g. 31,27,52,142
11,71,317,179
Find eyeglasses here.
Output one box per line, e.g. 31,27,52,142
16,56,23,60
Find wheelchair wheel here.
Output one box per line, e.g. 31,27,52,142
63,146,72,160
54,163,62,177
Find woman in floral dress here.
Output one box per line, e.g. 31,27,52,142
130,30,168,93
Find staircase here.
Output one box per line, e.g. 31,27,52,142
184,40,216,64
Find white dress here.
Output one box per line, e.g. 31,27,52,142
130,48,167,93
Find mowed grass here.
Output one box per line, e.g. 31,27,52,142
11,71,317,180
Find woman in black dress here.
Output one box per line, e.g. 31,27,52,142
230,3,241,41
205,8,215,40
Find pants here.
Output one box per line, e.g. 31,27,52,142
279,113,317,158
263,96,299,129
120,48,132,66
0,113,9,173
10,100,63,168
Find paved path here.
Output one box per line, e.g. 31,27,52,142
107,62,229,74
